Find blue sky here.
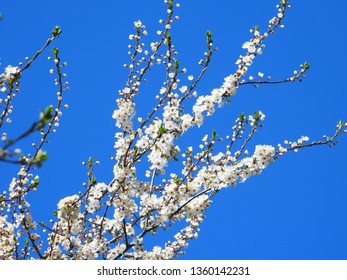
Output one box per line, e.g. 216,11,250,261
1,0,347,259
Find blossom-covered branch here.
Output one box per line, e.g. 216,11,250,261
0,0,346,260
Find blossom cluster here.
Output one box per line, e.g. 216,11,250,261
1,0,346,260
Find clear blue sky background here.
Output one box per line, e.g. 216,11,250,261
1,0,347,259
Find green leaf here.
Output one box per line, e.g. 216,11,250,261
19,154,26,164
38,106,53,129
254,110,260,120
35,150,48,168
29,177,40,189
206,30,213,43
303,61,310,71
52,25,62,38
211,130,216,141
175,59,179,70
165,32,171,45
336,120,343,135
157,125,168,137
133,146,139,154
52,47,59,59
173,175,180,183
88,157,93,169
